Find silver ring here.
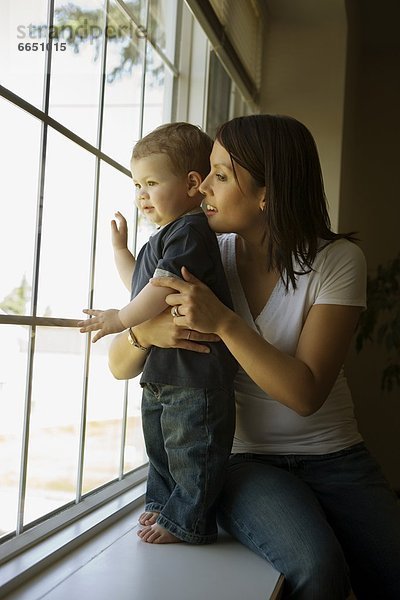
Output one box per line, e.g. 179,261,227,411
171,305,181,318
187,330,191,340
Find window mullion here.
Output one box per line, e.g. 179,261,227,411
15,327,35,536
118,381,129,478
0,85,131,178
138,0,149,140
15,0,57,536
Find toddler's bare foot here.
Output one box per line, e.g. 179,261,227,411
138,523,182,544
138,511,159,526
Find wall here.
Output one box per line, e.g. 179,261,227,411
259,0,348,231
258,0,400,489
339,0,400,489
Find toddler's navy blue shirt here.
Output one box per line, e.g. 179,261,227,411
131,210,237,389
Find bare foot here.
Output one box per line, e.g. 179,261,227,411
138,511,159,526
137,523,182,544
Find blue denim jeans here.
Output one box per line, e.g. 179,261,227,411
141,382,235,544
217,443,400,599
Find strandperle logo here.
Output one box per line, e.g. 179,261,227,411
16,20,146,42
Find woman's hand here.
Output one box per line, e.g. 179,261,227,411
136,306,220,353
109,306,221,380
150,267,233,336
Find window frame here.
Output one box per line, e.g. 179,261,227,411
0,467,147,593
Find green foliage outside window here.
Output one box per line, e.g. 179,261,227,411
0,275,31,316
30,1,164,83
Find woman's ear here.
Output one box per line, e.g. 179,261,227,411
187,171,202,196
258,186,267,212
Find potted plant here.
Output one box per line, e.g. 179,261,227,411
356,252,400,392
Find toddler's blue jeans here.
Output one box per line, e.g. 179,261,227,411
141,382,235,544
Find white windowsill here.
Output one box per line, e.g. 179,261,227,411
0,469,148,597
2,500,283,600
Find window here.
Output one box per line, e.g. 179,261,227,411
0,0,254,556
0,0,178,542
206,50,232,136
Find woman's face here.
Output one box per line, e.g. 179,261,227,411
199,140,266,235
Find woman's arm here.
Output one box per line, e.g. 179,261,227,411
108,327,149,380
108,308,221,380
151,267,362,416
217,303,361,416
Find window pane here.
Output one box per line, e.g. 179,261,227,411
0,325,29,538
148,0,177,62
135,211,156,255
37,128,95,318
82,162,139,494
206,51,232,137
0,0,47,108
101,0,146,168
93,161,136,309
142,42,171,136
123,378,147,474
0,99,40,316
123,0,147,25
48,0,105,145
82,337,126,494
24,327,85,526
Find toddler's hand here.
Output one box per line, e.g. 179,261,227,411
78,308,125,343
111,211,128,250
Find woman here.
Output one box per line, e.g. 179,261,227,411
109,115,400,599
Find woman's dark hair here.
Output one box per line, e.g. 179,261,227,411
216,114,357,290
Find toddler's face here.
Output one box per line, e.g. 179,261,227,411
131,154,190,227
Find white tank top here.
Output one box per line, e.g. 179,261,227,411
218,234,367,455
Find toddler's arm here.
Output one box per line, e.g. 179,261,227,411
118,281,176,329
79,280,177,343
112,211,136,290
